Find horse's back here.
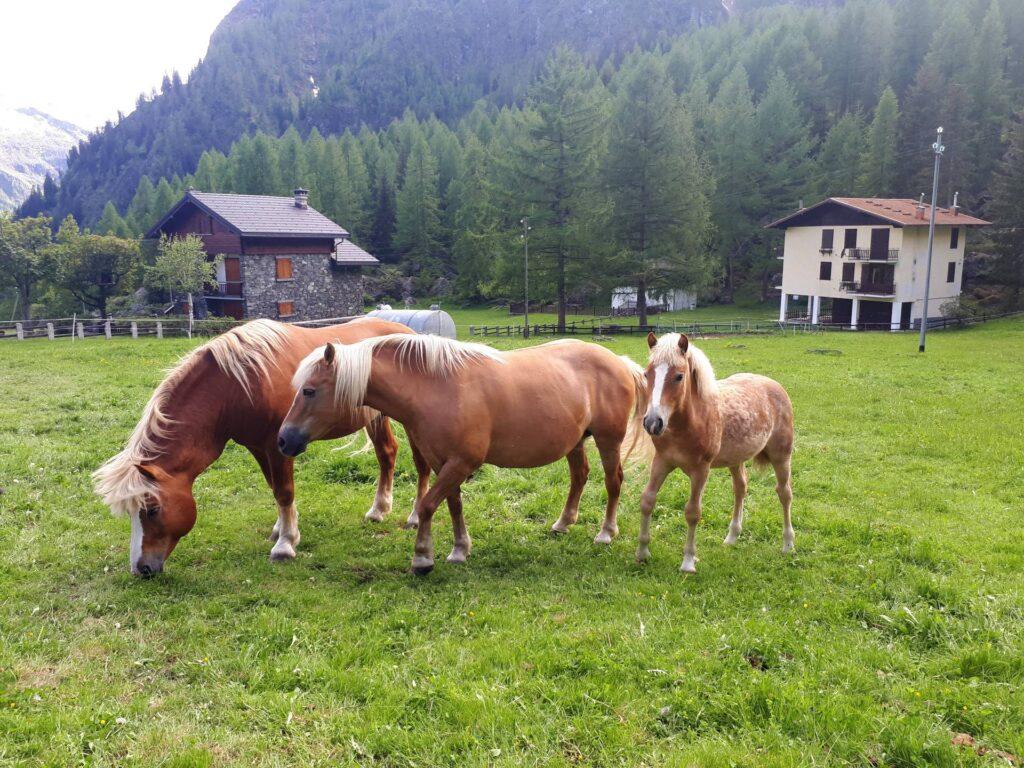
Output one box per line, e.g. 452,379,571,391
717,373,793,463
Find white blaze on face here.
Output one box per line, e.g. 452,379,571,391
646,363,670,422
129,510,143,573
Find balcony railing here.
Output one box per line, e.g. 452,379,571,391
205,280,244,299
840,280,896,296
842,248,899,262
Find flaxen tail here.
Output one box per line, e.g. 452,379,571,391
619,355,655,464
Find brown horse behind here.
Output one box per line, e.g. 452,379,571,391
93,317,429,576
636,332,795,573
280,335,647,574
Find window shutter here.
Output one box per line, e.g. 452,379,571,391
276,257,293,280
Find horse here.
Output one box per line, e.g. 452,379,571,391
279,334,648,574
92,317,430,577
635,332,795,574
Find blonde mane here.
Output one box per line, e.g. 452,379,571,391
92,319,292,516
293,333,506,411
649,333,719,398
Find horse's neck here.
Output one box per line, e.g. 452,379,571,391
361,348,423,424
156,363,234,478
679,384,721,436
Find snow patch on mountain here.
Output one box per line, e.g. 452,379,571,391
0,105,88,211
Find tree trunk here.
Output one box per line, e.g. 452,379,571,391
637,274,648,328
18,283,31,323
557,249,567,333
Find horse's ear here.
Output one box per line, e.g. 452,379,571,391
136,464,169,483
678,334,689,354
646,331,657,349
323,343,336,364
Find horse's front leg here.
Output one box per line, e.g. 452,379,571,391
404,437,432,530
250,445,300,561
445,488,471,564
681,464,710,574
551,440,589,534
411,460,472,575
364,415,397,523
636,455,673,562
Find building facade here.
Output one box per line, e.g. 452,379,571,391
768,197,988,329
146,189,378,321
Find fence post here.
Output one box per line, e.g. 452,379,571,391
469,325,474,336
104,319,112,339
46,322,54,340
16,322,24,340
76,322,84,340
156,321,163,339
131,322,138,339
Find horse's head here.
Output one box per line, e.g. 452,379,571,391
642,331,694,437
128,464,197,577
278,343,339,457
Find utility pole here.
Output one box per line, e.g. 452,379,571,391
919,126,945,353
520,217,531,339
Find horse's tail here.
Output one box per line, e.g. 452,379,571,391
619,355,654,464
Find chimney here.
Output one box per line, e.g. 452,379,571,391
952,191,960,216
293,188,309,210
916,193,926,220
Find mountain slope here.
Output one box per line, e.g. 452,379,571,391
54,0,734,224
0,106,86,211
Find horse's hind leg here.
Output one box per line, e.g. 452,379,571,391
445,488,472,564
724,465,748,546
773,456,795,553
593,438,625,545
365,415,398,523
403,437,432,530
250,445,300,561
551,440,589,534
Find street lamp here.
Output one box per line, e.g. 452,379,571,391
520,217,531,339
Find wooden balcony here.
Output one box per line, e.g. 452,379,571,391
204,280,244,299
840,280,896,296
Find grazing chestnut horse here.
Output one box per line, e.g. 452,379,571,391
636,332,794,574
279,335,647,574
92,318,429,576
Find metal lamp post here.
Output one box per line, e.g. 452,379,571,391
919,127,945,353
521,217,531,339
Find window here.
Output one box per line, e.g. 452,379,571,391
820,229,834,251
950,227,960,249
844,228,858,250
277,301,296,318
275,257,294,281
819,261,832,280
842,262,855,282
946,262,956,283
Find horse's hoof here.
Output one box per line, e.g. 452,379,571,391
723,534,739,546
550,521,571,534
446,550,468,564
402,520,419,530
782,541,795,554
270,546,296,562
680,558,697,574
593,528,617,545
411,563,434,576
364,508,386,523
636,548,651,563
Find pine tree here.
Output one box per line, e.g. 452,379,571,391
127,176,156,233
342,131,372,236
984,111,1024,307
151,179,178,225
603,54,713,326
277,125,308,192
394,136,442,280
304,128,328,211
966,0,1011,192
369,146,399,261
97,201,131,238
858,86,900,195
449,135,499,300
504,46,606,330
815,113,866,197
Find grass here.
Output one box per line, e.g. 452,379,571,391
1,320,1023,766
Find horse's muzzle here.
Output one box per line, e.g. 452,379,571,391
643,414,665,436
133,556,164,578
277,425,309,457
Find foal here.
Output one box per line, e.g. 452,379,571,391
637,332,794,573
281,334,647,574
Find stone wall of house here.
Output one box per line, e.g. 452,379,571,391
242,253,364,321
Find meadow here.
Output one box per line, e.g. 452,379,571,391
1,319,1022,766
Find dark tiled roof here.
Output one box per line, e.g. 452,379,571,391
768,197,990,229
148,191,348,238
333,239,379,266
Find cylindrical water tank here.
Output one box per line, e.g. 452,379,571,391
365,309,457,338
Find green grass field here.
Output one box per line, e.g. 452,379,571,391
1,320,1022,766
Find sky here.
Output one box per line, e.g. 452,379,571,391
0,0,239,131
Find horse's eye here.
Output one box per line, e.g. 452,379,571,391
675,374,684,382
302,388,315,397
145,505,160,518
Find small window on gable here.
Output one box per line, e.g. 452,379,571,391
946,262,956,283
276,257,293,280
843,229,858,250
277,301,295,318
819,261,832,280
820,229,834,251
950,227,960,249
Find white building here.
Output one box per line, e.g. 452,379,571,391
611,287,697,313
768,197,989,329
